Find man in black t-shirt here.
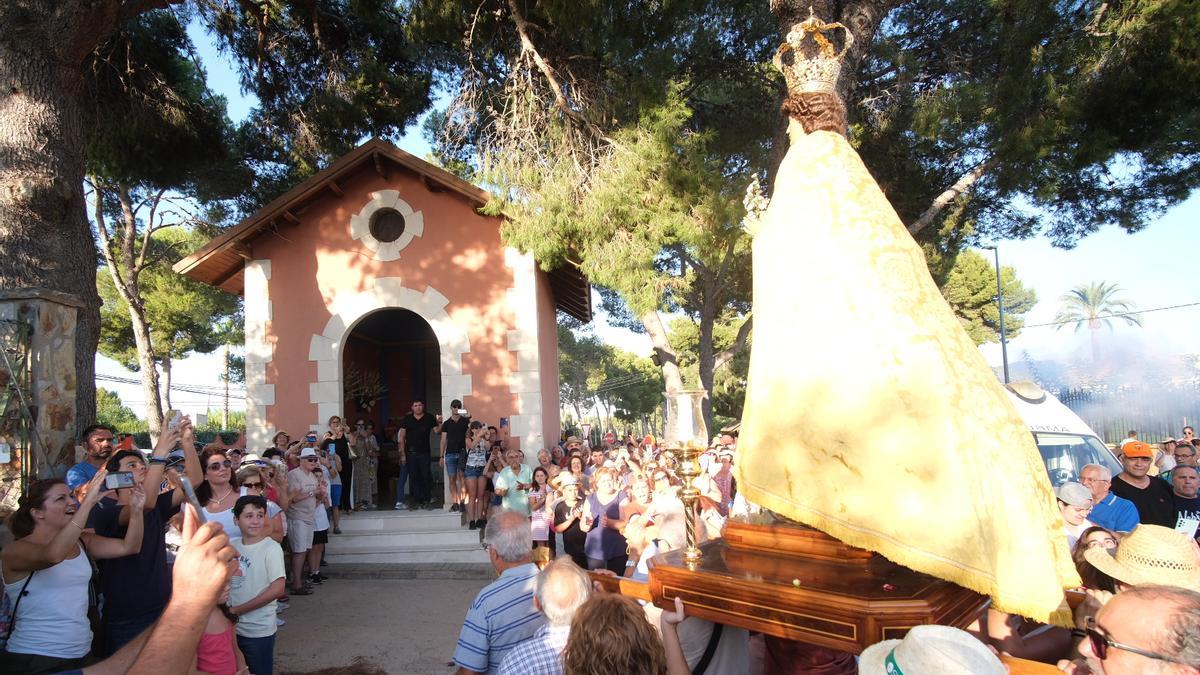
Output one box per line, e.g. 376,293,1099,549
88,416,202,656
440,399,471,513
399,399,441,509
1110,441,1175,527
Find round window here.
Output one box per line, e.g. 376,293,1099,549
369,208,406,243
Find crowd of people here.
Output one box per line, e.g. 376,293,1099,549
5,405,1200,674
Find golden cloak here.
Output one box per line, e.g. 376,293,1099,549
735,123,1080,624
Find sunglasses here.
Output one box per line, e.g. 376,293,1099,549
242,481,264,489
304,457,319,462
207,460,232,471
1073,617,1180,663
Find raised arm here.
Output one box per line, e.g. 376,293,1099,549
143,421,182,512
125,506,237,675
3,469,110,575
85,485,147,558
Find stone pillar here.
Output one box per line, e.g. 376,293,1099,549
0,289,82,513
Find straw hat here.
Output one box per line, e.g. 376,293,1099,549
859,624,1004,674
1083,525,1200,591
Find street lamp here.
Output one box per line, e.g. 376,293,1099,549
982,245,1010,384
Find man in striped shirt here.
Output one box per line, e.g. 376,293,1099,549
454,510,545,674
498,558,592,674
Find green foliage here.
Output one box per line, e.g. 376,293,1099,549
197,410,247,432
198,0,435,206
856,0,1200,246
557,324,663,425
84,12,242,193
941,250,1037,345
98,228,241,371
667,318,749,428
498,94,748,315
1053,282,1143,332
96,388,147,433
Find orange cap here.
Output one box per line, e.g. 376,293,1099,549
1123,441,1154,459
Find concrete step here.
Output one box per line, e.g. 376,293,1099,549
337,509,464,533
324,548,489,565
324,508,486,565
322,562,494,579
330,529,481,550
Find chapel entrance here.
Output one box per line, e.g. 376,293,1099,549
342,308,442,507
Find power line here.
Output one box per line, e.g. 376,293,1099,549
1022,301,1200,329
96,373,245,400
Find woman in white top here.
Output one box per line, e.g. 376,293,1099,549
196,448,239,536
1,472,146,673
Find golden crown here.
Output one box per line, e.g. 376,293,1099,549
773,8,854,95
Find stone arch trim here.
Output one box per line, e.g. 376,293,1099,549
306,278,471,426
349,190,425,262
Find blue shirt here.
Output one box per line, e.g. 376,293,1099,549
453,563,545,674
497,623,569,675
66,461,98,490
1089,492,1139,533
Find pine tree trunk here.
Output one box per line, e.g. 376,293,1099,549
697,301,718,433
161,353,173,412
127,305,165,435
0,18,111,431
640,310,685,394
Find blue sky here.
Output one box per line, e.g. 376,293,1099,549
96,20,1200,420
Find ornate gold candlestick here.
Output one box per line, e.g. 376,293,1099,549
663,389,709,566
677,442,703,566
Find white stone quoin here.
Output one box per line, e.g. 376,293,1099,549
307,277,472,432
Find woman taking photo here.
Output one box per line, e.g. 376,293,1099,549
463,421,489,530
580,467,630,575
1,472,146,673
553,474,588,569
196,448,239,536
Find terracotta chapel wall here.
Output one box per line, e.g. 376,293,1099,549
250,163,533,450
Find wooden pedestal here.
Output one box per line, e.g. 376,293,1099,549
645,519,989,655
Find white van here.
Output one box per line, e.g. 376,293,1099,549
1003,380,1122,487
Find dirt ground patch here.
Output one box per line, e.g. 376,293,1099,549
276,578,489,675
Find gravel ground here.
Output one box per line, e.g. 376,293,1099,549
275,577,490,675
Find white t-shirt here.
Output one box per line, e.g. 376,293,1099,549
1065,519,1096,549
230,536,285,638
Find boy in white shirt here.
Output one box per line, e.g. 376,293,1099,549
230,495,286,675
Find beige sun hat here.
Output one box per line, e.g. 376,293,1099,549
1083,524,1200,591
859,624,1004,674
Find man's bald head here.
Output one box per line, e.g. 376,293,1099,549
1089,585,1200,674
535,558,592,626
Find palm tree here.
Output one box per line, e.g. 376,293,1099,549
1054,282,1142,361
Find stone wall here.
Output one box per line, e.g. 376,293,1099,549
0,289,81,516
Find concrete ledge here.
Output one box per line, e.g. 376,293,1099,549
322,563,493,580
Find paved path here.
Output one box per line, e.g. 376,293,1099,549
276,576,490,674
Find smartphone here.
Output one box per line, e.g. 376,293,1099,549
104,471,135,490
166,409,183,430
458,409,469,417
176,475,207,524
499,417,509,428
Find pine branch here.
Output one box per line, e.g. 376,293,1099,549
714,315,753,373
907,157,996,236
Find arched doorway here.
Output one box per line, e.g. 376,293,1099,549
342,308,441,506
